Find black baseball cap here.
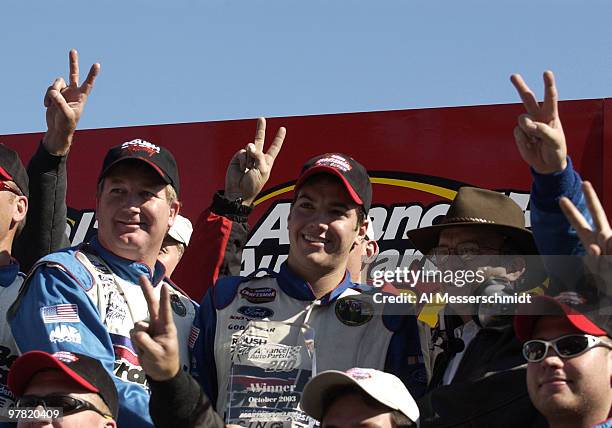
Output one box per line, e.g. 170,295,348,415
295,153,372,213
9,351,119,419
0,144,29,197
99,139,180,195
515,292,612,341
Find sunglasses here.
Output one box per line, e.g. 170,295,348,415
16,394,112,419
0,181,21,196
523,334,612,363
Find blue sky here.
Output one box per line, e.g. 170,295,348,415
1,0,610,135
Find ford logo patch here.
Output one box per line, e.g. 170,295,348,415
237,306,274,319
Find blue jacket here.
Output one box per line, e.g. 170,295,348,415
10,237,174,427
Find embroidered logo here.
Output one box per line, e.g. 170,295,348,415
335,297,373,326
237,306,274,319
170,294,187,317
49,325,82,344
40,304,80,324
120,139,160,157
314,154,352,172
239,287,277,304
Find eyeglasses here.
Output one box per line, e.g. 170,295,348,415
430,241,503,264
0,181,21,196
16,394,112,419
523,334,612,363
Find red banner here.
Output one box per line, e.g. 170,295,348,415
2,99,609,276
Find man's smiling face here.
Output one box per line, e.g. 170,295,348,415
96,161,178,264
287,174,365,278
526,316,612,423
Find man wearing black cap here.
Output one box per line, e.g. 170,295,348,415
10,139,197,427
515,294,612,428
8,351,117,427
192,145,426,426
406,187,548,427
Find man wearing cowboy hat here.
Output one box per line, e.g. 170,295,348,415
407,186,547,427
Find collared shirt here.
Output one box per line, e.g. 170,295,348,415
442,320,480,385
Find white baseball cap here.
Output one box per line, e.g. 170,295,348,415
167,215,193,246
301,368,419,424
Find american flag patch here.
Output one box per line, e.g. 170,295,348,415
40,304,80,324
189,326,200,348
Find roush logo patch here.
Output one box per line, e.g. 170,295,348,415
239,287,277,304
121,139,160,157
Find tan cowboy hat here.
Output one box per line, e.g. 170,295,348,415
407,186,539,255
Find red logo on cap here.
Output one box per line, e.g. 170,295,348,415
314,154,352,172
52,351,79,363
346,368,372,380
121,139,160,157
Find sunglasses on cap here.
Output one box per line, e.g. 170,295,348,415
16,394,112,419
522,333,612,363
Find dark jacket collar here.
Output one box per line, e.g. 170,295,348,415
275,261,353,304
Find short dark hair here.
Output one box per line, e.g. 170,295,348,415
321,385,415,427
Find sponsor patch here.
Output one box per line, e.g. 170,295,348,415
121,139,160,157
314,154,352,172
346,367,373,380
114,359,148,388
40,304,80,323
49,325,81,344
170,294,187,317
189,326,200,348
237,306,274,319
240,287,277,304
52,351,79,363
335,297,373,326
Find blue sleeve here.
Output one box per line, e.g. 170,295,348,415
9,265,153,427
530,157,593,295
194,288,219,408
384,314,427,399
530,157,592,256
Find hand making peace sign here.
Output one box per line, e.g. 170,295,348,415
560,181,612,296
130,276,180,382
510,70,567,175
43,49,100,155
224,117,287,206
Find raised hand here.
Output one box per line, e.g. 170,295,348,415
510,71,567,174
224,117,286,206
43,49,100,155
130,276,180,381
559,182,612,294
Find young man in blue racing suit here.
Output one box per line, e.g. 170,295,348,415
191,137,427,423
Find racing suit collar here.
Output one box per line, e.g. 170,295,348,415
90,236,166,286
277,261,353,304
0,261,19,288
